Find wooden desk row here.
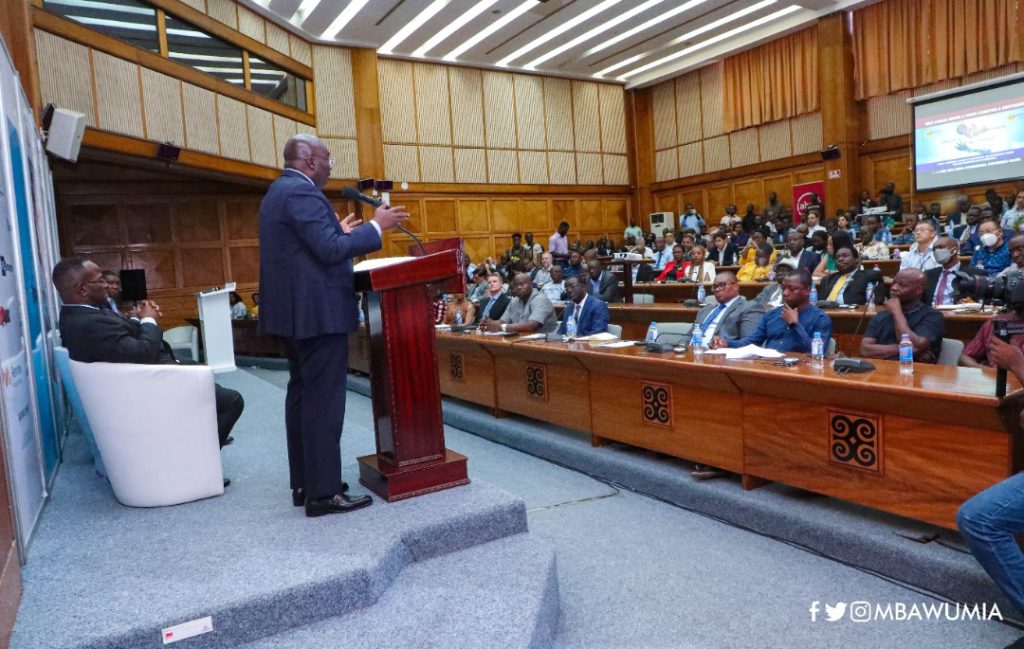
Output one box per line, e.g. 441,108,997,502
586,303,993,355
350,330,1019,530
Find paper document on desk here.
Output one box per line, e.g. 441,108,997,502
518,333,546,341
576,332,618,341
353,256,415,272
597,340,637,349
704,344,784,359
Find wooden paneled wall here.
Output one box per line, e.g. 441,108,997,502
651,63,822,183
377,60,629,186
653,162,825,225
379,191,633,262
165,0,311,66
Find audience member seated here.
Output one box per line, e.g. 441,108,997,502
855,228,889,261
251,292,259,318
673,244,716,283
557,276,609,337
924,237,984,306
1001,190,1024,233
468,268,489,302
100,270,122,314
959,294,1024,368
737,247,774,282
892,213,918,245
719,204,741,229
812,231,853,278
955,207,983,253
730,222,749,248
680,231,698,258
753,261,796,308
970,218,1012,277
805,211,826,235
707,231,739,266
650,237,670,271
474,273,510,323
481,273,557,334
738,230,777,266
958,338,1024,614
763,192,787,220
564,251,585,279
540,265,566,303
778,232,820,274
947,194,971,227
997,235,1024,279
859,269,943,363
898,219,939,272
656,245,686,282
53,258,244,448
817,246,883,306
586,259,623,303
695,272,763,343
534,252,555,286
442,293,476,325
710,269,831,353
229,291,251,319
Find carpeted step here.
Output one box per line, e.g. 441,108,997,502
237,533,559,649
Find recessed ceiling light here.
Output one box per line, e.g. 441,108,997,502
620,4,802,80
321,0,371,39
497,0,624,67
379,0,452,55
443,0,538,62
526,0,666,69
413,0,501,58
594,53,644,78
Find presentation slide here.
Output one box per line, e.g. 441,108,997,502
913,78,1024,191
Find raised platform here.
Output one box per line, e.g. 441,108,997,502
11,370,558,649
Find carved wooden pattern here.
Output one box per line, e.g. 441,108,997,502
828,409,883,474
641,382,672,427
449,352,464,382
526,363,547,401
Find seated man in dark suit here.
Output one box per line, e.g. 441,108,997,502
474,272,511,323
53,258,244,449
706,232,739,266
859,269,944,363
709,269,831,353
558,276,609,336
777,232,820,274
586,259,623,303
694,272,763,344
924,236,985,306
817,246,884,306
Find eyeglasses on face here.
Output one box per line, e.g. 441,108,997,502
711,281,737,290
308,154,336,169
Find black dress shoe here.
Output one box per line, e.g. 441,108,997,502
223,479,231,488
292,482,348,507
221,436,234,448
305,493,372,517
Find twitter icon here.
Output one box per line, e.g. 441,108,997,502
825,602,847,622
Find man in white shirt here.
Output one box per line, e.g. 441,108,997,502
900,220,939,272
540,265,566,303
805,211,826,235
650,237,670,271
533,252,555,287
1000,191,1024,233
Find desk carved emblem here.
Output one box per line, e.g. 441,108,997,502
526,364,547,401
828,410,883,474
641,382,672,427
449,352,464,382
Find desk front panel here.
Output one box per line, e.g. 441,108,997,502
488,341,592,432
435,336,497,408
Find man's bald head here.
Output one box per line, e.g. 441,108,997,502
891,268,925,304
282,134,331,189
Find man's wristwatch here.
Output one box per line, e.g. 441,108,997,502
501,323,508,333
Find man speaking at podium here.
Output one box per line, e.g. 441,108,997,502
259,134,409,518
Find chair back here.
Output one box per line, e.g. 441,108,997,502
937,338,964,366
54,346,105,477
632,293,654,304
606,323,622,338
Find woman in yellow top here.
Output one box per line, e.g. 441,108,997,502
737,245,774,281
738,229,778,266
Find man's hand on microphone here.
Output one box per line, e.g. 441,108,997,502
372,205,410,232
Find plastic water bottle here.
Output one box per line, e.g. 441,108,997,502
866,282,876,305
883,228,892,244
691,324,703,356
899,333,914,375
810,332,824,368
455,309,463,326
696,284,706,303
810,284,818,304
566,310,577,339
646,321,658,343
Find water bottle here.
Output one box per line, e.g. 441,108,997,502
455,309,463,326
565,311,577,339
646,321,658,343
810,284,818,304
768,269,776,282
899,333,914,375
866,281,876,305
810,332,824,368
884,228,892,244
691,324,703,356
697,284,706,303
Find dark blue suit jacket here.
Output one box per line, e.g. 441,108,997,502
558,296,609,336
258,170,382,340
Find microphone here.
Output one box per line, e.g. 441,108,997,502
340,187,425,255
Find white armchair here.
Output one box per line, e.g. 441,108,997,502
69,360,224,507
163,325,199,363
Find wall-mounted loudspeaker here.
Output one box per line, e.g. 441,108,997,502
821,144,841,160
119,269,147,302
156,142,181,161
45,107,86,162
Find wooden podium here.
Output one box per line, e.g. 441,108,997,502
354,238,470,501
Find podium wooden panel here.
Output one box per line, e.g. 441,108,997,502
354,241,469,501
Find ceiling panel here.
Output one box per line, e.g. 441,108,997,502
241,0,877,88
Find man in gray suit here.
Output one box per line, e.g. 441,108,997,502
695,271,763,343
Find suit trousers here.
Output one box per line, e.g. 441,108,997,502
214,384,244,447
280,333,349,497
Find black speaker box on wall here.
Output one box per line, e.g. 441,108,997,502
821,145,841,160
119,269,147,302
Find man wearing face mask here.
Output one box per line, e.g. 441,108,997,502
971,219,1012,277
924,237,985,306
